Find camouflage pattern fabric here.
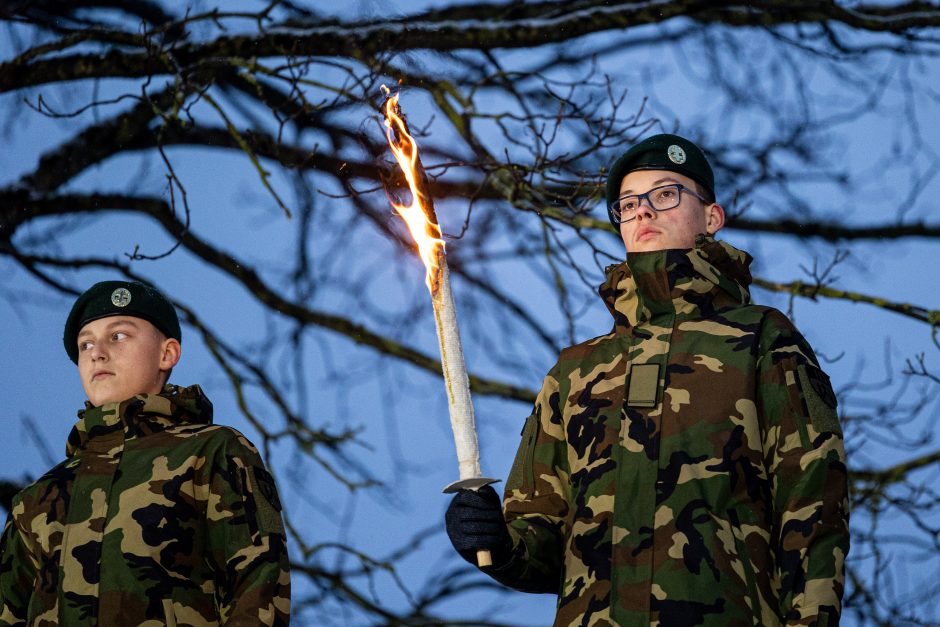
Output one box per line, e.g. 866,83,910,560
489,238,849,627
0,384,290,626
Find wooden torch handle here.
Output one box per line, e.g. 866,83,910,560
476,549,493,568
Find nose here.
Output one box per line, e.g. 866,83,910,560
634,198,656,221
89,342,108,361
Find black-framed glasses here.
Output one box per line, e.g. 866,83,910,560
608,183,707,224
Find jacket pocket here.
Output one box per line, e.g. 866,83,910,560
506,413,538,492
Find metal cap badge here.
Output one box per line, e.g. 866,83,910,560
111,288,132,307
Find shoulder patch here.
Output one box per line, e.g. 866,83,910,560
250,466,285,535
797,365,841,434
506,413,538,492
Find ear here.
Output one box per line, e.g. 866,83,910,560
159,338,182,371
705,202,725,234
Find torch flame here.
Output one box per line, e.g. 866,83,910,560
381,87,495,530
382,89,445,293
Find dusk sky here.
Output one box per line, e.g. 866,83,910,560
2,2,939,624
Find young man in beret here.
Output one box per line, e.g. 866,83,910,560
445,135,849,626
0,281,291,625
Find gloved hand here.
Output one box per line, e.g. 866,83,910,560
445,484,513,568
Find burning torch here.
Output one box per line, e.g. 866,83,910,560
381,88,498,567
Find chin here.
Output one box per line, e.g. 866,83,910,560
631,241,660,253
87,390,124,407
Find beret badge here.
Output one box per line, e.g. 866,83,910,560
111,288,132,308
667,144,687,164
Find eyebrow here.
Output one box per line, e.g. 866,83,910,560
620,177,680,196
77,318,141,340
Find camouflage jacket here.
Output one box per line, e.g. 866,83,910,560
490,238,849,627
0,384,290,626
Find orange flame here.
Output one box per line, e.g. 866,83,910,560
382,88,444,293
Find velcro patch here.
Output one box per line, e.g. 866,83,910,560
627,363,660,408
251,466,285,535
797,365,841,435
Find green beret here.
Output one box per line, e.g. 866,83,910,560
64,281,181,363
605,134,715,227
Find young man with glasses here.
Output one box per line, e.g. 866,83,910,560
445,134,849,626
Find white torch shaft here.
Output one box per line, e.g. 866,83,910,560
429,252,481,481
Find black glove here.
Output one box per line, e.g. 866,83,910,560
444,484,512,567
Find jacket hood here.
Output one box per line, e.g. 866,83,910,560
67,384,213,456
599,236,753,331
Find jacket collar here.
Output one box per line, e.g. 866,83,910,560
66,384,213,456
599,236,753,332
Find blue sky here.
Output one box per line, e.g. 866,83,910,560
2,3,939,624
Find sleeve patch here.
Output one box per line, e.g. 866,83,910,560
797,365,841,435
250,466,285,535
507,413,538,492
